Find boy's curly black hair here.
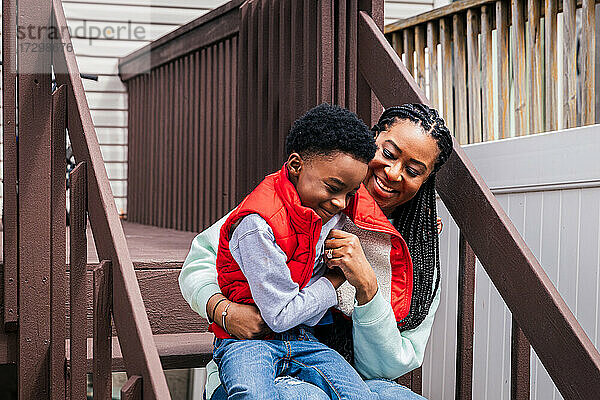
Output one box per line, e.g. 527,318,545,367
285,103,377,163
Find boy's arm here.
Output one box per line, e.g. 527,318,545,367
351,274,440,380
230,214,338,333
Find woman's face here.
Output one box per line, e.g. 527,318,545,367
363,119,440,216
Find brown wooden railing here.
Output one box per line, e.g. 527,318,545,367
52,0,171,397
384,0,598,144
0,0,171,397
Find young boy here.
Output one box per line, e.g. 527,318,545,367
211,104,379,399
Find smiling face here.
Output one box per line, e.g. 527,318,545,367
363,119,440,216
287,152,369,223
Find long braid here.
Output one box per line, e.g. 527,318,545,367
374,104,453,331
315,104,452,362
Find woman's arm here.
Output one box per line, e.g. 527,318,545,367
178,212,269,339
352,283,440,379
324,229,439,379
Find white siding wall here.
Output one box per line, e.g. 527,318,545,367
384,0,438,25
422,125,600,399
65,0,229,214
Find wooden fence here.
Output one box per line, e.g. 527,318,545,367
385,0,598,144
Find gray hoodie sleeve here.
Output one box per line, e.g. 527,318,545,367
229,214,338,333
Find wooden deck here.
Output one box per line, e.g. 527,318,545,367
81,221,198,266
0,221,209,366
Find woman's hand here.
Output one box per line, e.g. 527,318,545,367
324,229,378,305
206,294,271,339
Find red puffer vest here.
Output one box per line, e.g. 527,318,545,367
210,164,413,339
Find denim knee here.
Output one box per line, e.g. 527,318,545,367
365,378,428,400
274,376,330,400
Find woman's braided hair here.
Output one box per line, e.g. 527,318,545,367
373,103,453,331
315,104,453,364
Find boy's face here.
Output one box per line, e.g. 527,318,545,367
287,152,368,223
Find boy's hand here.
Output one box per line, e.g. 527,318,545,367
324,229,378,305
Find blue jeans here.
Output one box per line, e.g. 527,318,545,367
212,377,427,400
212,326,377,400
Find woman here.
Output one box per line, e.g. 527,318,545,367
179,104,453,399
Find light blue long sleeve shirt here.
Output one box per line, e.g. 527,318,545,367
179,212,440,399
229,213,341,332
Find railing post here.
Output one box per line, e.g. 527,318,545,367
17,0,53,396
511,318,530,400
50,84,68,400
2,0,19,332
94,260,113,400
121,376,143,400
70,161,88,399
455,233,476,400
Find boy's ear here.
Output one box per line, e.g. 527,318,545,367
286,153,303,179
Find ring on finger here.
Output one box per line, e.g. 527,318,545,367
326,249,333,259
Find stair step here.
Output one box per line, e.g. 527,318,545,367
66,332,214,372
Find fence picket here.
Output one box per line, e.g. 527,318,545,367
466,9,482,143
480,5,494,141
511,319,531,400
544,0,558,131
581,0,595,125
453,14,468,144
563,0,577,128
440,17,454,133
70,161,88,400
496,0,510,138
426,21,439,108
403,28,415,77
50,85,67,400
456,234,476,400
93,261,113,400
512,0,528,136
415,25,427,91
528,0,543,134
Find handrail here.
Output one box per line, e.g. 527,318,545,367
52,0,171,398
119,0,244,81
359,10,600,399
